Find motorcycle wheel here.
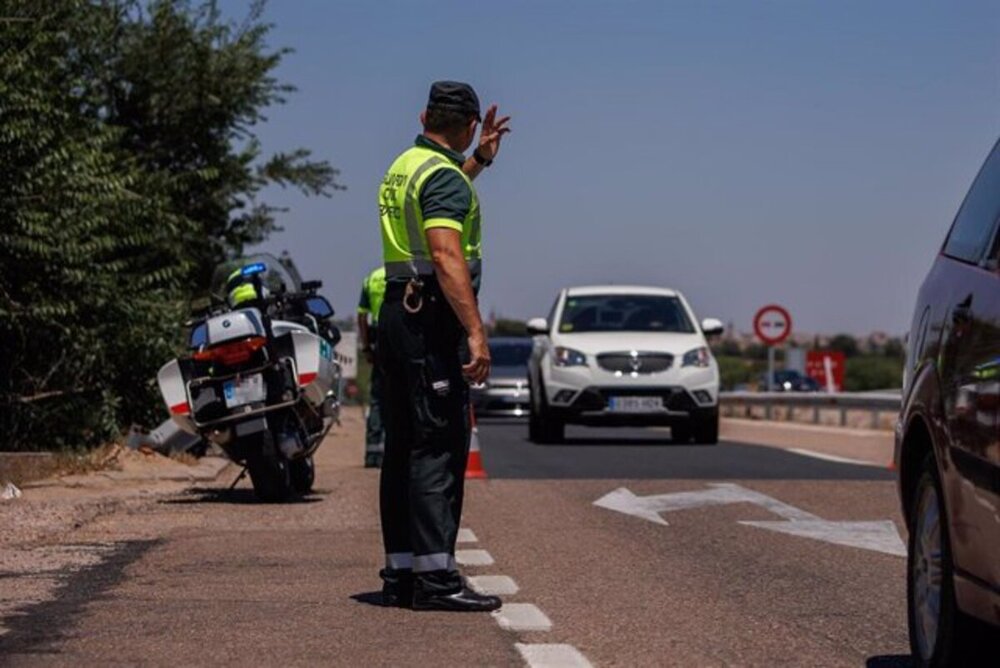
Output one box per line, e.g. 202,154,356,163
290,456,316,494
247,453,293,503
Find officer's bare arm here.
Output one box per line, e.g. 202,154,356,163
426,228,490,383
462,158,486,181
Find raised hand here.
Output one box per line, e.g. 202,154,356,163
476,104,511,162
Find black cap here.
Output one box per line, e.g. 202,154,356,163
427,81,481,121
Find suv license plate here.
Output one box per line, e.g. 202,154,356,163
609,396,664,412
223,374,265,408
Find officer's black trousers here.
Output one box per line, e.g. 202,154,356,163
378,282,470,594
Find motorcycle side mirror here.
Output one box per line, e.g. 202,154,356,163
305,296,334,319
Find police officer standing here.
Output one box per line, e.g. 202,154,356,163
357,265,387,468
377,81,510,611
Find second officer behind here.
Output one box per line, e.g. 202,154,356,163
377,81,510,611
357,265,386,468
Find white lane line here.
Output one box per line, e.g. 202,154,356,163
515,643,593,668
492,603,553,631
457,528,478,543
455,549,494,566
468,575,520,595
787,448,882,467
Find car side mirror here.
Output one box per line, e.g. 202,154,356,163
526,317,549,336
305,296,334,319
701,318,724,337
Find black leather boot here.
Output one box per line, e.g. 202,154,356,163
412,585,502,612
379,568,413,608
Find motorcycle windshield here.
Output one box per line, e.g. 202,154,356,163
210,253,302,300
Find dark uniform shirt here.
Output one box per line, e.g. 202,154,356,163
414,136,472,238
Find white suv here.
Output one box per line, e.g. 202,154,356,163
526,285,722,444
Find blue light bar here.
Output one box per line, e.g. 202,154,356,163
241,262,267,277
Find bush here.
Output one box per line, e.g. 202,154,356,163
0,1,339,450
716,356,763,391
844,356,903,392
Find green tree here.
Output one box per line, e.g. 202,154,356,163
883,338,905,359
0,0,341,450
716,356,761,390
712,339,742,357
828,334,860,358
0,8,191,449
844,356,903,392
491,318,528,337
85,0,343,287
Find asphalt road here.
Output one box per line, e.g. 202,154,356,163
478,421,895,480
464,420,910,666
1,411,912,667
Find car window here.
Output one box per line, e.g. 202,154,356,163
489,342,533,366
943,140,1000,264
558,295,695,333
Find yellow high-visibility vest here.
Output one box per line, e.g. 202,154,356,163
378,145,481,281
357,266,387,324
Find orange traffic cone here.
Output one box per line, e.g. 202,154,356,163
465,406,487,479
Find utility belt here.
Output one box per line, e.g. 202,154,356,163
386,270,480,317
385,276,442,314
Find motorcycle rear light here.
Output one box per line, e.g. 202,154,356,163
193,336,267,366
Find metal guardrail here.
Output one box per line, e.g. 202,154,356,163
719,391,902,429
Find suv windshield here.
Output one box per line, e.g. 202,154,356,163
559,294,695,333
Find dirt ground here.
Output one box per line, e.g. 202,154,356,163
0,427,246,638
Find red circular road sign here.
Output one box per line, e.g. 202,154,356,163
754,304,792,346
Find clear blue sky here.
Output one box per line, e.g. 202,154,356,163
221,0,1000,335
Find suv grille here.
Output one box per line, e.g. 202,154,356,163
597,352,673,375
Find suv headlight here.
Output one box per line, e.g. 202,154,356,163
682,346,711,368
553,346,588,367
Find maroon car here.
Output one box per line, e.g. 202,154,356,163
897,138,1000,665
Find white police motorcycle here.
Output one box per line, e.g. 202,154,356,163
157,254,341,502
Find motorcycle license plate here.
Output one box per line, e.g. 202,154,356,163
223,374,265,408
608,396,664,413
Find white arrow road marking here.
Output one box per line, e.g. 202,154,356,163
593,483,815,526
516,643,594,668
740,519,906,557
593,483,906,557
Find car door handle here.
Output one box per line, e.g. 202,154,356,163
951,294,973,326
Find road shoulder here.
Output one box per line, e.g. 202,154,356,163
720,418,893,467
